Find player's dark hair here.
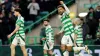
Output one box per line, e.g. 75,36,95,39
89,7,94,10
14,8,21,14
43,19,50,22
97,5,100,7
57,5,65,10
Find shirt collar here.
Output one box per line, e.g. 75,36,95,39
18,15,21,19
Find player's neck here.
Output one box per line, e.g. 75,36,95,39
17,14,21,17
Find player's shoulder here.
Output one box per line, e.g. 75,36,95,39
75,26,79,29
46,25,52,29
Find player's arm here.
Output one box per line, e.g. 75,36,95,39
74,34,77,46
74,28,78,46
8,25,20,38
60,1,70,14
59,26,64,34
56,26,64,35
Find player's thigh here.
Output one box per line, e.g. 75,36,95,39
43,42,48,50
19,36,25,46
11,37,18,46
49,43,54,50
66,34,74,47
44,49,48,54
20,46,26,51
66,46,72,52
61,44,66,50
61,35,67,45
66,34,74,51
10,44,16,50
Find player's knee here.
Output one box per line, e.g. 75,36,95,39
67,47,72,52
44,50,47,54
61,45,66,51
23,51,27,56
10,45,15,50
48,50,52,55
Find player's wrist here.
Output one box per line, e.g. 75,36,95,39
10,33,13,36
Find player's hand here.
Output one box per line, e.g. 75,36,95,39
60,1,64,5
7,34,12,38
41,38,46,40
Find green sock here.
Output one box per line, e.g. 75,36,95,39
72,46,74,52
52,54,55,56
44,54,48,56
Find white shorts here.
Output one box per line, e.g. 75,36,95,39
43,42,54,50
12,35,25,46
61,33,74,46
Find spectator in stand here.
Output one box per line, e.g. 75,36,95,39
80,18,89,41
95,6,100,30
0,12,9,45
40,26,46,45
27,0,40,22
4,0,12,18
8,12,16,34
86,7,97,39
0,3,2,13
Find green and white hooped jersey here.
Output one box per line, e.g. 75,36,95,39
61,12,74,35
74,25,83,44
45,25,54,43
16,16,25,37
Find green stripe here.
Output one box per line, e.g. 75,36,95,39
61,15,70,22
46,41,49,49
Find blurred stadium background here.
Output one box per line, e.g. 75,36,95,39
0,0,100,56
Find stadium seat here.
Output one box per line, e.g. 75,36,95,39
24,21,34,27
39,11,49,17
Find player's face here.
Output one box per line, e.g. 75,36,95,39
14,11,18,16
98,6,100,10
58,7,65,15
90,9,94,12
43,21,49,26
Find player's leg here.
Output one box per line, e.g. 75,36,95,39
44,50,48,56
48,43,55,56
20,46,27,56
43,42,48,56
10,44,16,56
73,44,84,56
61,35,69,56
85,45,90,54
48,50,55,56
10,37,17,56
66,33,75,56
20,37,27,56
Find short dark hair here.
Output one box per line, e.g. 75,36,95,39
43,19,50,22
14,8,21,14
57,5,65,10
97,5,100,7
89,7,94,10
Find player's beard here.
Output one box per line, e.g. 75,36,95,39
44,24,48,26
58,11,64,15
58,12,62,15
